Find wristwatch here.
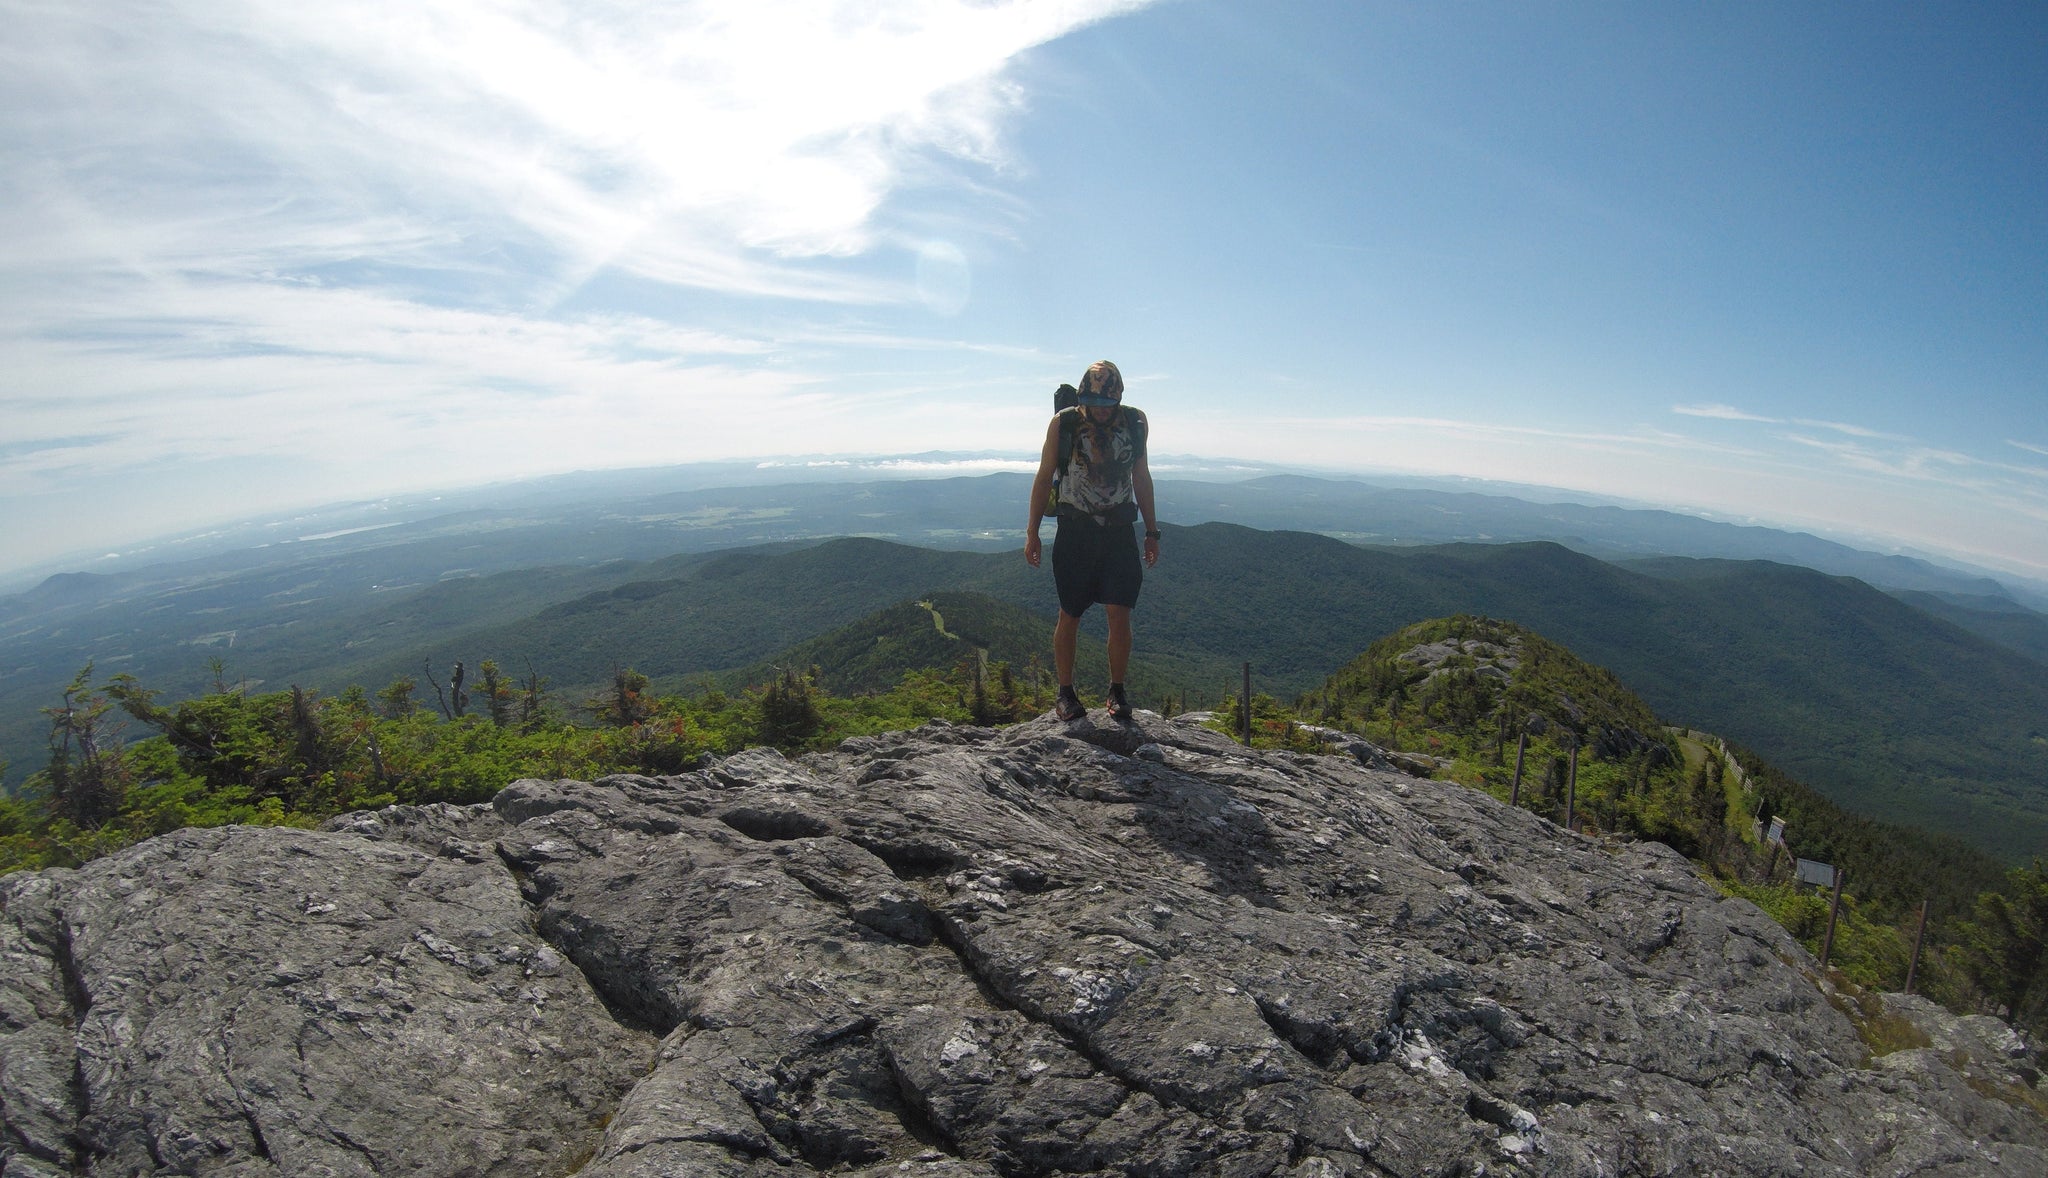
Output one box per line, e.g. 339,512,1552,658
1144,529,1161,539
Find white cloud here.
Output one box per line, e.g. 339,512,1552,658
2,0,1148,300
0,0,1159,568
1673,403,1914,449
1145,405,2048,583
1671,402,1780,422
1285,413,1767,465
1789,418,1913,443
1,0,1157,337
867,457,1038,475
3,0,2043,590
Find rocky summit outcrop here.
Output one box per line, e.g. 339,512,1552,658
4,713,2044,1177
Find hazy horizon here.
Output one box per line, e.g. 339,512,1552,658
5,3,2044,581
7,454,2042,604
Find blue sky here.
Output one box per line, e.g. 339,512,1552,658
3,1,2044,583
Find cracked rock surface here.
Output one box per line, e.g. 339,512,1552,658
3,712,2043,1176
0,823,648,1176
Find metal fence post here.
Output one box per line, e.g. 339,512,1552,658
1240,662,1252,746
1565,741,1579,831
1510,730,1527,807
1905,899,1929,994
1819,866,1847,973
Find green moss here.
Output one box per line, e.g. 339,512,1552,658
1965,1073,2048,1119
1820,982,1932,1059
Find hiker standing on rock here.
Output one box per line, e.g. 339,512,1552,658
1025,360,1159,722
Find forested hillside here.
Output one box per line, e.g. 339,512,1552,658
722,592,1084,698
1888,589,2048,667
1430,547,2048,859
8,525,2045,862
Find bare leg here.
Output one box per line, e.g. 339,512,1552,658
1054,610,1081,687
1105,605,1132,684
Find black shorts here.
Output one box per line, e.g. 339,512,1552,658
1052,516,1143,618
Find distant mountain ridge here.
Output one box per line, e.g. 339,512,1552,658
1165,474,2032,603
4,471,2044,859
1888,589,2048,667
292,526,2048,861
9,467,2039,607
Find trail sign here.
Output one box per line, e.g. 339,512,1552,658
1795,858,1837,889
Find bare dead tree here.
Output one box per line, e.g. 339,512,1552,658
423,659,453,721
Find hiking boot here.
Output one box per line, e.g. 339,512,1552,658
1107,684,1132,721
1055,688,1086,722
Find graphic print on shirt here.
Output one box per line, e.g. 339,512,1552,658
1061,410,1137,516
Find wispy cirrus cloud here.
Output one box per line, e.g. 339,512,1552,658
1671,399,2032,490
1789,418,1917,443
4,0,1152,300
1782,433,1983,480
1182,405,2048,582
0,0,1159,568
1672,403,1911,444
1686,408,2047,495
1671,402,1780,423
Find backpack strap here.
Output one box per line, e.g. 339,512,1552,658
1046,407,1082,515
1056,406,1082,473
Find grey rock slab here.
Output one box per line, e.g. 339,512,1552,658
0,824,648,1176
5,712,2044,1176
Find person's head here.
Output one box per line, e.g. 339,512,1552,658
1078,360,1122,422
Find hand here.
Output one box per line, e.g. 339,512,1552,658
1143,534,1159,567
1025,533,1042,567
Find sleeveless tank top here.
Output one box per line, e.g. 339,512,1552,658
1059,407,1144,516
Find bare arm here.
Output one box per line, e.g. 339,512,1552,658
1133,450,1159,567
1024,416,1062,567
